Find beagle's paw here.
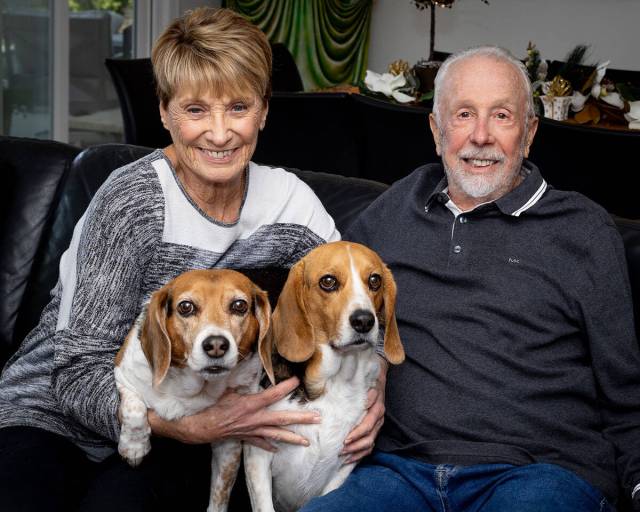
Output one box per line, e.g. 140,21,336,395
118,434,151,467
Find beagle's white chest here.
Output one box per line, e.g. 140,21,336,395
246,347,380,512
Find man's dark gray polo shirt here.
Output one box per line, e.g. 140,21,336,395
345,160,640,502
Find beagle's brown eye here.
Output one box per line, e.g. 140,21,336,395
177,300,195,316
368,273,382,291
230,299,248,315
319,274,338,292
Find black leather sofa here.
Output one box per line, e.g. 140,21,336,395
1,135,640,510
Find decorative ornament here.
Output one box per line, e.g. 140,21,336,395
539,95,573,121
547,75,572,97
388,59,410,76
540,76,573,121
574,103,601,125
530,42,632,126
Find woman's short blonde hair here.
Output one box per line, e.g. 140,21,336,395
152,7,272,107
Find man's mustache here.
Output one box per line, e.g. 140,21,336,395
457,147,505,162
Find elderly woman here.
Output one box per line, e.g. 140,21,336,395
0,7,384,512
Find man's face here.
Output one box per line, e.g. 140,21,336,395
429,56,538,211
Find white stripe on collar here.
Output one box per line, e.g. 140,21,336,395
511,179,548,217
441,186,492,216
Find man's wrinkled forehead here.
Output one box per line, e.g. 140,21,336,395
442,56,528,111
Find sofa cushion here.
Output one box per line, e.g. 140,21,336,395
12,144,154,348
0,136,80,362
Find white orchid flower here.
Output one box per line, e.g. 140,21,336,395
590,60,610,99
571,91,588,112
536,60,548,82
364,70,414,103
600,91,625,109
624,100,640,130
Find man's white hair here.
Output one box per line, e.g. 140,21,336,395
432,46,535,128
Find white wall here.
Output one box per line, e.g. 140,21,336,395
369,0,640,73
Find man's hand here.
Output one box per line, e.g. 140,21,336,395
148,377,321,451
341,358,388,464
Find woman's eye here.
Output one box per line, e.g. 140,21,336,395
186,106,205,115
177,300,195,316
319,275,338,292
230,103,248,113
368,273,382,291
230,299,248,315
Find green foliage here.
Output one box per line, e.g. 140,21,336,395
419,90,434,102
68,0,131,15
525,42,541,84
617,83,640,102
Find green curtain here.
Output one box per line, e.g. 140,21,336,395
225,0,373,91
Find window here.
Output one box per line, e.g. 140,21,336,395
0,0,134,146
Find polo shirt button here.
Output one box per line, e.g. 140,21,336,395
453,245,462,254
459,216,467,224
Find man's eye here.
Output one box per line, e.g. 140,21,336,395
230,299,248,315
177,300,195,316
319,275,338,292
458,111,471,119
496,112,509,120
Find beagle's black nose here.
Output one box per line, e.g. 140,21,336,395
202,335,230,358
349,309,375,334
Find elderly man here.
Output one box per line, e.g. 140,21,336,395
301,46,640,511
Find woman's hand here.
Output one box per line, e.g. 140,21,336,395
341,357,388,464
148,377,320,451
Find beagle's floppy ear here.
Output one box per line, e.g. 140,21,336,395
271,260,316,363
259,329,276,386
381,265,404,365
253,287,272,345
141,286,172,388
253,287,276,385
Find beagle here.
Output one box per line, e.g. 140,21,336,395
114,268,270,512
244,241,405,512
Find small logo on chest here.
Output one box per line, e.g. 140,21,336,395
508,257,520,264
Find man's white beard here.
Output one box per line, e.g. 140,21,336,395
446,161,519,199
443,142,526,201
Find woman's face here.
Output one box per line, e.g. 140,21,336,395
160,88,268,186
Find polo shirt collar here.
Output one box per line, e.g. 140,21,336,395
425,175,449,212
425,160,547,217
494,160,548,217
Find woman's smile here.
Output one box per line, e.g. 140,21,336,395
197,146,238,164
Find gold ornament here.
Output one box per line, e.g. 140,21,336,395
388,59,410,76
548,75,572,97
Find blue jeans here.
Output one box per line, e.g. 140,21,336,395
300,451,615,512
